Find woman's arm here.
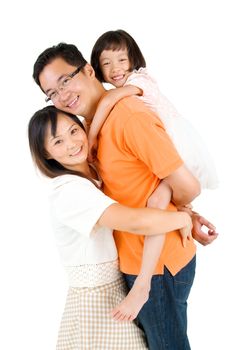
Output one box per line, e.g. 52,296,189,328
97,203,192,244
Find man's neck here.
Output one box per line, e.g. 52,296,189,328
84,82,106,123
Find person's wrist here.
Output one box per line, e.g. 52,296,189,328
179,211,191,227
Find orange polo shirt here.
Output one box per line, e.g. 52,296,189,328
97,96,196,275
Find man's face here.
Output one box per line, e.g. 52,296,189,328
39,58,95,118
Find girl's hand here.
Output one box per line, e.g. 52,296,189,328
88,136,98,163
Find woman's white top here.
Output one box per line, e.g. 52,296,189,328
49,174,120,287
125,68,219,189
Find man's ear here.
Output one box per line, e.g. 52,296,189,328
84,63,95,79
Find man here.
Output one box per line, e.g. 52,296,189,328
33,43,217,350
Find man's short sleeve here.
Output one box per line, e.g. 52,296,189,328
123,111,183,179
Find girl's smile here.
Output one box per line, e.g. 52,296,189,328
99,48,131,87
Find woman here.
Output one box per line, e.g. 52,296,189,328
28,105,192,350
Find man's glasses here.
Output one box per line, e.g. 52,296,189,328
45,66,83,103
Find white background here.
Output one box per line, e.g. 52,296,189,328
0,0,231,349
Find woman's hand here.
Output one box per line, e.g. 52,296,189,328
179,213,193,247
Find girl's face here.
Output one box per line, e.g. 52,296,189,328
99,48,131,87
44,113,88,172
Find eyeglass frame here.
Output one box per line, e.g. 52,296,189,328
45,65,84,103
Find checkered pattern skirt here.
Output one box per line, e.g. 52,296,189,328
56,277,148,349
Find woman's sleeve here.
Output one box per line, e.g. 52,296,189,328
51,176,116,236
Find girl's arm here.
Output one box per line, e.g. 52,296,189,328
88,85,142,160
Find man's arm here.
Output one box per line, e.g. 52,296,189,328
122,108,200,206
192,213,218,245
164,164,201,206
177,205,218,245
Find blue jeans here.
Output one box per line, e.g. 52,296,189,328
124,256,196,350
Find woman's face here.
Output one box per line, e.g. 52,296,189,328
99,48,131,87
44,113,88,171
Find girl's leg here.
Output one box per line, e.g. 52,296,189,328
124,256,196,350
111,234,165,321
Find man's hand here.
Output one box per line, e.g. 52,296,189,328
192,213,218,246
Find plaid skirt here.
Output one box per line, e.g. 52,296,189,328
56,277,148,349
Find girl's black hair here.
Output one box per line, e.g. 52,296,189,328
91,29,146,82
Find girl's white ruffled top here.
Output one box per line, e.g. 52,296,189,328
126,68,219,189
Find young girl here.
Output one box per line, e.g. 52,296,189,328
28,106,193,349
90,29,218,191
88,29,218,320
